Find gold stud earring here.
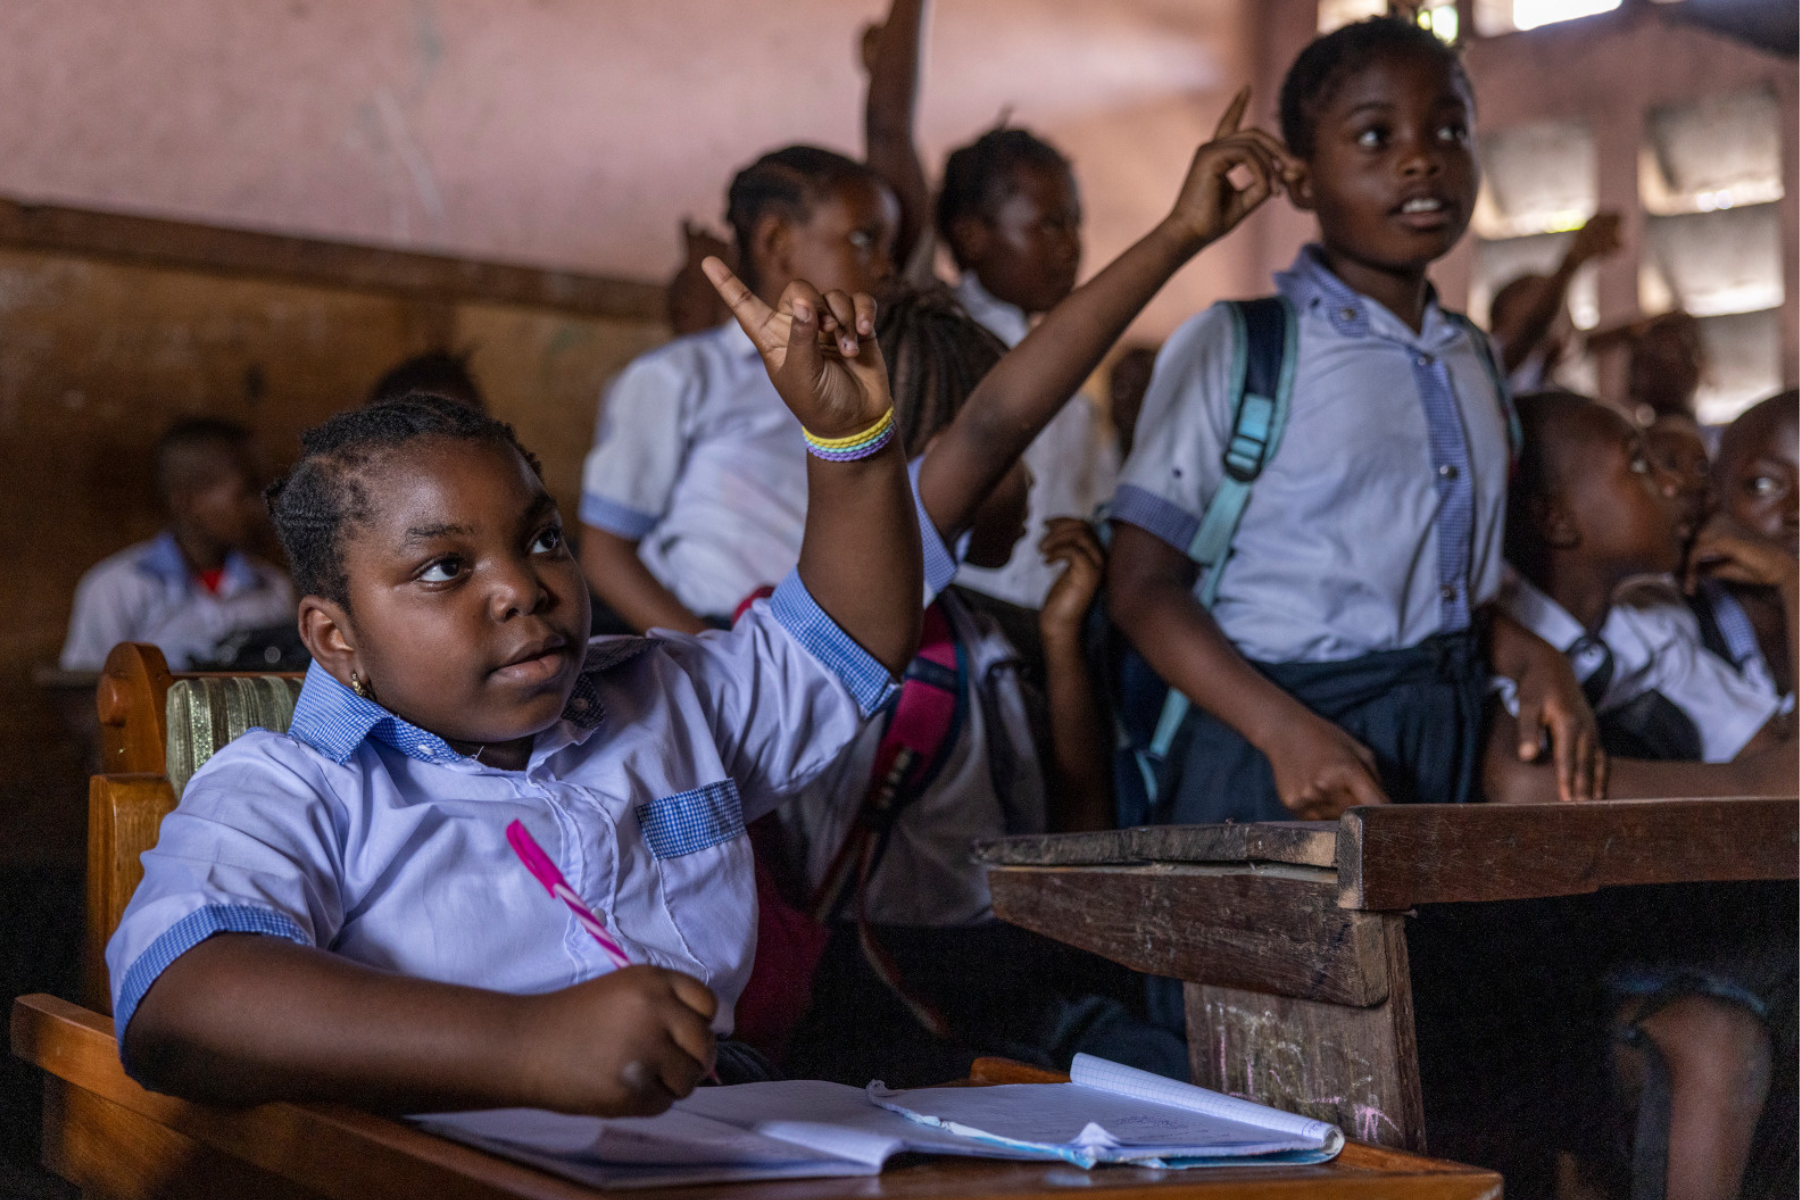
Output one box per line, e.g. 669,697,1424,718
349,671,374,700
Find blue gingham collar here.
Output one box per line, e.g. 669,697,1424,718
137,530,261,595
1275,244,1459,350
288,638,653,766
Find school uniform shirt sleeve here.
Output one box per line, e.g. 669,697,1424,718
105,733,344,1050
1110,305,1238,552
579,350,694,539
1611,603,1782,762
652,570,901,824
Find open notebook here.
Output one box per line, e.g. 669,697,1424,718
415,1055,1343,1189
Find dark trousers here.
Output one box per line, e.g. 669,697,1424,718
1151,631,1489,826
783,921,1189,1089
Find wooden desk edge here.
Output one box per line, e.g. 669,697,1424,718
12,994,1501,1200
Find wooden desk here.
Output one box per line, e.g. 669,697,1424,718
979,798,1799,1153
11,994,1500,1200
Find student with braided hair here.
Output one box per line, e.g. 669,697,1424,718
580,146,899,633
105,261,927,1115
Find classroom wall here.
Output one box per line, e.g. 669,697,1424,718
0,222,664,867
0,0,1266,344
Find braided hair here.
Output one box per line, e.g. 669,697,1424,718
935,126,1071,268
1279,17,1473,159
875,282,1008,451
266,396,542,609
726,145,885,294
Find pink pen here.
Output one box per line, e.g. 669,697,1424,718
506,819,633,969
505,820,721,1083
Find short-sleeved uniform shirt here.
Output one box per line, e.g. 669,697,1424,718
580,322,808,619
1501,574,1780,762
106,574,897,1051
1111,246,1512,664
61,531,296,670
951,274,1122,610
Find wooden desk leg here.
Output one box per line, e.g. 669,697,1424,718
1184,913,1424,1153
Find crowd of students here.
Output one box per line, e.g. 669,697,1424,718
56,10,1795,1199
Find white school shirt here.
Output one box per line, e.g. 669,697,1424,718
1695,578,1795,716
60,531,296,671
1112,245,1511,664
105,573,897,1052
1500,574,1779,762
580,322,809,619
951,274,1122,610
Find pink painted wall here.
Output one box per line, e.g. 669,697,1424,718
0,0,1276,340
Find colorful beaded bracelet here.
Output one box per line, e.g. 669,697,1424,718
803,408,895,462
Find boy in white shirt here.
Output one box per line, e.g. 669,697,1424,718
62,418,294,671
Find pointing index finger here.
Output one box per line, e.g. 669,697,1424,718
702,256,774,332
1213,85,1251,139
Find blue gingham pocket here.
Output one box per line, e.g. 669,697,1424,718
634,780,745,859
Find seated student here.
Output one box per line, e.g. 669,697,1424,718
1643,409,1714,542
934,125,1121,611
1689,391,1796,708
778,90,1298,1087
579,147,898,633
62,418,295,671
367,350,487,412
106,276,924,1114
1485,211,1620,393
1484,393,1795,1200
1107,18,1598,828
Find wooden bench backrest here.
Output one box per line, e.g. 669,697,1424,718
84,642,303,1012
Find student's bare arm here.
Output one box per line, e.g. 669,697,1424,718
1484,710,1798,802
1488,607,1605,801
1490,212,1620,374
126,935,716,1116
1038,519,1111,832
707,260,921,674
862,0,929,267
1107,523,1386,818
579,526,710,635
918,87,1300,543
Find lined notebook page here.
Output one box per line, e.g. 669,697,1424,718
1070,1054,1343,1151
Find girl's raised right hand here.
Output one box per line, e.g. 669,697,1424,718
703,257,893,443
1162,86,1303,252
514,964,718,1117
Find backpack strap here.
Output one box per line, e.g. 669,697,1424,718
1141,297,1297,787
1447,312,1522,462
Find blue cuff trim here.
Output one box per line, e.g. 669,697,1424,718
917,504,961,602
1110,485,1201,553
769,569,900,716
115,904,311,1051
636,780,746,859
579,493,659,539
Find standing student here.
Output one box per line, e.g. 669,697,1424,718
1485,211,1620,393
107,268,925,1115
579,148,898,632
1107,18,1598,825
935,126,1122,610
62,418,294,671
776,90,1298,1085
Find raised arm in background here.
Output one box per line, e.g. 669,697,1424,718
917,87,1300,543
861,0,930,269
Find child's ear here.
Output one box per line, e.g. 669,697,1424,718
750,214,792,292
948,215,992,268
1286,160,1317,212
297,597,362,689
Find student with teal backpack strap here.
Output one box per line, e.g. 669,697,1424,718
1107,17,1600,830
